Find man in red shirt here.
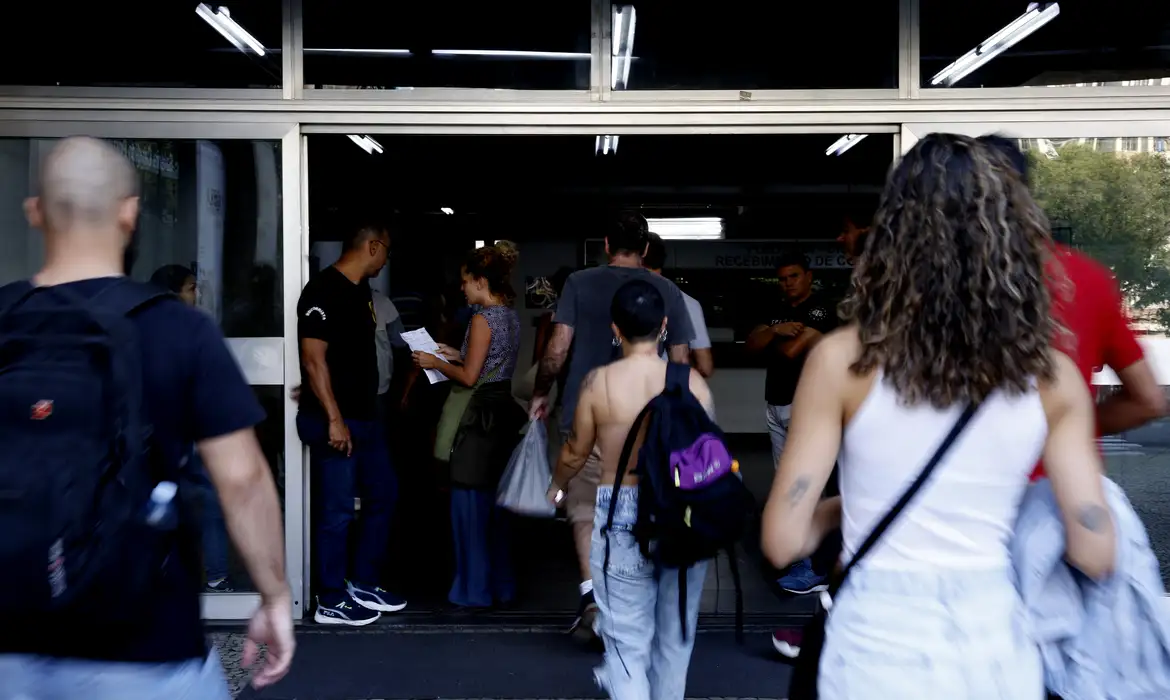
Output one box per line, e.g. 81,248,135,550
981,136,1166,479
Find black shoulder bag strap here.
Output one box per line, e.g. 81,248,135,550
789,400,981,700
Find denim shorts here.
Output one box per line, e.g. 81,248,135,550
819,567,1042,699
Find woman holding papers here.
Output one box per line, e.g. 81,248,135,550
414,241,526,611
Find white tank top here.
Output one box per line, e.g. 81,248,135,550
839,374,1047,571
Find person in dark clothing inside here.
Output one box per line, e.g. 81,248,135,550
297,223,407,626
745,252,839,597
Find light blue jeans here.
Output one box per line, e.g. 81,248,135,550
0,649,230,700
591,486,709,700
819,567,1043,699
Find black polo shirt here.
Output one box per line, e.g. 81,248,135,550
762,292,838,407
297,266,379,421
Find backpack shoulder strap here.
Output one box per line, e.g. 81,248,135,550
664,361,691,394
91,278,173,318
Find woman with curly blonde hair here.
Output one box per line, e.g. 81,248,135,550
761,133,1114,698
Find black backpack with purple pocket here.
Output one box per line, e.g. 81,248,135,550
604,362,755,641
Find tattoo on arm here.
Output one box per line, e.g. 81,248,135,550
1076,505,1110,533
534,326,572,395
786,477,811,506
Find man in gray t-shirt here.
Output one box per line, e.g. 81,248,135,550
528,211,694,645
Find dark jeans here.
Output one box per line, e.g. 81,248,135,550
297,411,397,601
186,452,230,583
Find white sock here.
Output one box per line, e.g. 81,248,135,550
579,579,594,596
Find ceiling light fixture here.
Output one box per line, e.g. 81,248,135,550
931,2,1060,87
347,135,384,155
441,207,454,215
433,49,588,60
647,217,724,241
826,134,867,156
195,4,267,56
612,5,637,90
595,135,620,155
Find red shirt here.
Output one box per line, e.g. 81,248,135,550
1032,245,1144,479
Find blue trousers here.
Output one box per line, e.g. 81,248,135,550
448,488,515,608
298,411,397,601
186,451,230,582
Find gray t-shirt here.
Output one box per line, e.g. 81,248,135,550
555,265,696,430
372,291,406,395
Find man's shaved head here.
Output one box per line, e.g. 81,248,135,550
37,136,139,231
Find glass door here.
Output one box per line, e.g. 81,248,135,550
0,121,305,621
904,120,1170,590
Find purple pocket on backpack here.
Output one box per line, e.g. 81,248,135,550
670,434,734,490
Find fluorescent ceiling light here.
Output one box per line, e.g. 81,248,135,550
303,48,588,60
826,134,867,156
433,49,588,60
612,5,637,90
475,240,486,249
595,135,620,155
347,135,383,155
931,3,1060,87
195,4,267,57
441,207,454,215
647,217,724,241
305,48,412,56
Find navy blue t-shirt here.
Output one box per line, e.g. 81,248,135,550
0,277,265,662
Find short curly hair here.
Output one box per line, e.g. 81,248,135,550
838,132,1063,407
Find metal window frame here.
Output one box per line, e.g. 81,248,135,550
0,121,306,622
0,0,1164,103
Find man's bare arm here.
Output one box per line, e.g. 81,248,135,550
534,323,574,396
691,347,715,378
199,428,289,603
301,338,341,422
668,343,691,364
552,368,600,488
1097,360,1167,435
744,324,775,353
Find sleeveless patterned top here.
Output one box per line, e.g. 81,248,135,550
461,304,520,383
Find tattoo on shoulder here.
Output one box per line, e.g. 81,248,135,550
581,367,601,394
786,477,811,506
1076,505,1109,533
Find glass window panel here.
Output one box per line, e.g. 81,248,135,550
0,3,281,89
921,1,1170,89
194,385,285,593
621,0,898,90
0,137,282,337
302,3,591,90
1016,135,1170,587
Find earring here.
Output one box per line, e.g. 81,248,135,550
612,335,622,347
659,329,668,344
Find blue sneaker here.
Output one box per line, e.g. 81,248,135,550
314,595,380,626
347,580,407,613
778,558,828,595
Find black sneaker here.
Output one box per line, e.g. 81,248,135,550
569,590,600,645
347,580,407,613
204,577,235,593
314,595,381,626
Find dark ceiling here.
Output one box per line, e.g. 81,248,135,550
306,133,894,242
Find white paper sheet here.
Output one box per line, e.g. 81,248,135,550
400,328,450,384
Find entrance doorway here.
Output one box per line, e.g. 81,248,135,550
302,131,897,622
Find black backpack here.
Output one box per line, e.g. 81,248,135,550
604,362,755,641
0,279,174,624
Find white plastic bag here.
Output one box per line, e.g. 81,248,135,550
497,420,556,517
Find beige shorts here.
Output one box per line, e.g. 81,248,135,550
565,445,602,525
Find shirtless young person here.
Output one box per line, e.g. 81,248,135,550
546,279,715,700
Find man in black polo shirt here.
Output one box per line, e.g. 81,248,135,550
745,252,837,595
297,224,406,626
